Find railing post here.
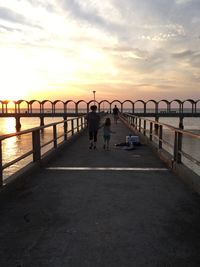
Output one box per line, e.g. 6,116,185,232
130,117,132,127
143,120,146,136
155,116,159,135
150,122,153,141
40,117,44,127
53,125,57,148
174,129,183,164
64,117,68,141
81,116,84,130
71,119,74,135
174,131,178,162
77,118,79,132
15,116,21,131
32,129,41,162
0,141,3,186
177,132,182,163
179,116,184,129
159,125,163,149
139,118,141,132
135,117,138,130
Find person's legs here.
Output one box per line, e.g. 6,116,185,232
103,135,110,150
115,114,119,124
103,135,106,149
114,114,118,124
93,131,98,149
106,139,110,150
89,131,93,149
113,114,116,123
106,135,111,150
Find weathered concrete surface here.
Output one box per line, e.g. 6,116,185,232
0,117,200,266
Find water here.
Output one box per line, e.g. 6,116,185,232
0,117,75,179
0,115,200,180
143,117,200,176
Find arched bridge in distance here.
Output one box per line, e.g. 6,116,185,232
0,98,200,115
0,98,200,130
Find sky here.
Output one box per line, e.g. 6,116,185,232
0,0,200,102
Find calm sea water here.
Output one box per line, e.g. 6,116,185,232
0,115,200,179
146,117,200,177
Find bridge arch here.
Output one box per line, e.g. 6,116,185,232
2,100,16,113
99,100,111,113
64,100,76,114
196,99,200,113
53,100,65,113
134,100,145,113
158,99,170,113
1,100,8,113
182,99,195,113
76,100,88,114
29,100,42,113
146,100,157,113
122,100,134,113
0,100,3,113
41,100,53,113
15,100,29,113
170,99,183,113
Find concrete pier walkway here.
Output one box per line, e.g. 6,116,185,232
1,117,200,266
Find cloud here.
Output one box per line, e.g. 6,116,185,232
0,23,19,32
26,0,56,11
0,0,200,99
171,49,200,68
0,6,27,24
175,0,194,5
172,50,194,59
60,0,119,30
0,5,44,34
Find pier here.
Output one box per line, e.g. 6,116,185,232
0,114,200,266
0,98,200,130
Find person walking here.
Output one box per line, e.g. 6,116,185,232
86,105,100,149
113,105,119,124
103,117,115,150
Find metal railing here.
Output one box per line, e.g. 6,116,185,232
122,113,200,175
0,116,86,185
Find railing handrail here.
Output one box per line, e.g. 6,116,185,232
122,113,200,176
0,116,85,141
0,115,87,185
125,113,200,140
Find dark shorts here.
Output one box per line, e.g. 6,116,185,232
103,135,111,141
89,131,98,142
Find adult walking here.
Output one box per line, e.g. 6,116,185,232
86,105,100,149
113,104,119,124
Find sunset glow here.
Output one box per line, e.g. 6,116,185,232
0,0,200,101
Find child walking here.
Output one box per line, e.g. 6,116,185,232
103,117,114,150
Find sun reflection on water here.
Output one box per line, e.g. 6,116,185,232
0,117,16,135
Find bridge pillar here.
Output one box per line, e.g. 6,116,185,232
179,117,184,129
154,116,159,135
15,117,21,131
40,117,44,127
63,116,67,135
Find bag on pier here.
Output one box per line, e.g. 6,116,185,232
126,135,140,146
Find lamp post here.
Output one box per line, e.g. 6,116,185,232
93,90,96,105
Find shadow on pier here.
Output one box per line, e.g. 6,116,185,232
0,117,200,266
